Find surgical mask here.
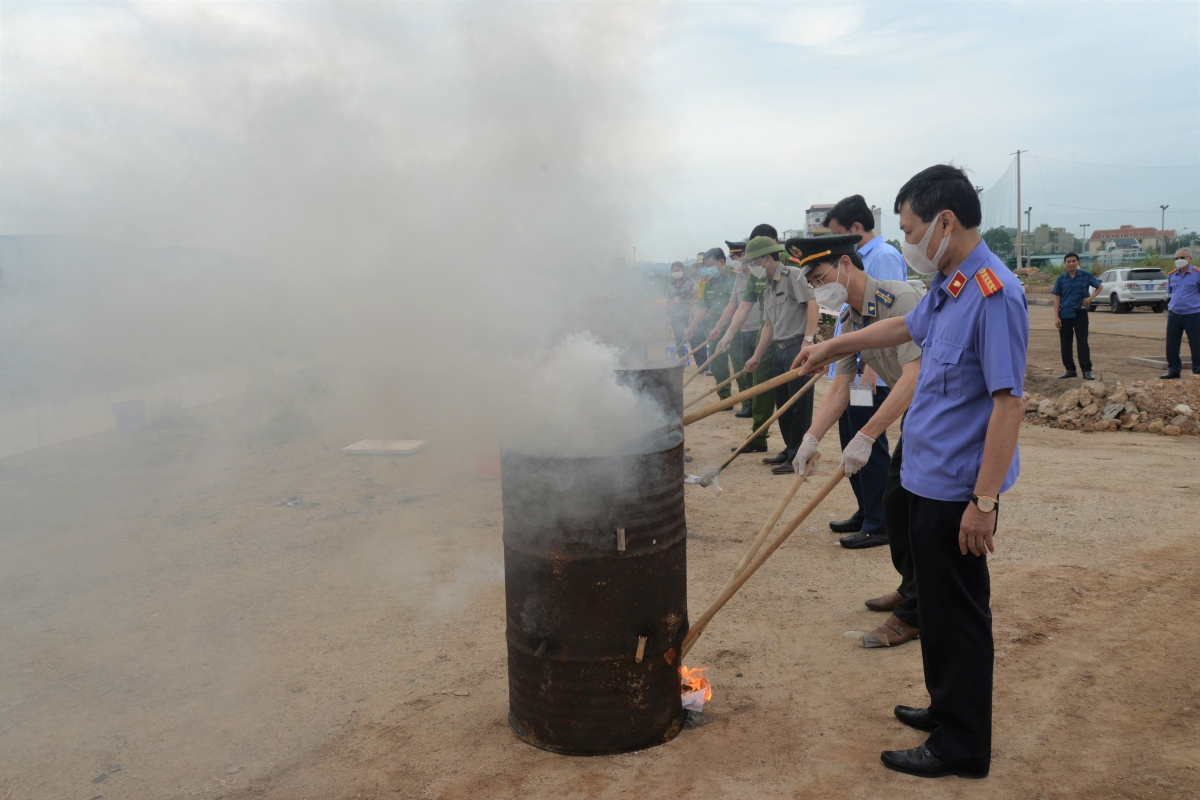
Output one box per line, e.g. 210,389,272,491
701,266,719,278
671,271,683,279
1176,259,1190,269
902,213,950,275
813,264,848,309
749,263,767,279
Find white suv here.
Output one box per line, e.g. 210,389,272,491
1091,267,1168,314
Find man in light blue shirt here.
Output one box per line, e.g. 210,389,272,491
796,165,1028,779
1163,247,1200,378
822,195,907,549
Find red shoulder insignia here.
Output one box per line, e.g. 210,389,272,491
946,270,968,298
975,267,1003,297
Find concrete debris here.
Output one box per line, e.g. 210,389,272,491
1024,379,1200,437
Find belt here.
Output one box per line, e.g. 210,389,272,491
775,334,805,349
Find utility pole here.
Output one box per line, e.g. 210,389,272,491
1025,206,1033,261
1159,205,1169,253
1012,150,1027,270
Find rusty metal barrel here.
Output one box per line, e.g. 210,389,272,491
501,430,688,755
615,361,684,420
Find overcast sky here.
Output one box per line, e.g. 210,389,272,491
2,1,1197,264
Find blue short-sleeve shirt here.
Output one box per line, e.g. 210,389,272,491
1051,269,1102,318
900,240,1029,502
1167,265,1200,315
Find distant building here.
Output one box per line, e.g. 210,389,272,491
1033,224,1077,255
1088,224,1175,254
804,203,883,236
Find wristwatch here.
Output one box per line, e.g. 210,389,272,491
971,494,998,513
804,334,819,344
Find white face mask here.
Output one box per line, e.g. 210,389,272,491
1176,259,1190,269
902,213,950,275
749,262,767,279
672,271,683,279
812,263,848,309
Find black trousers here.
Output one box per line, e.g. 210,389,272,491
772,337,814,457
909,494,993,773
1166,310,1200,375
882,436,918,628
1058,313,1091,372
837,386,891,535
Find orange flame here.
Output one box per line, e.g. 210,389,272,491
679,664,712,701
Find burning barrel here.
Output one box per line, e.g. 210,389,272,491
615,361,684,420
501,429,688,755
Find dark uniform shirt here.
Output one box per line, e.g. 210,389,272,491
1051,269,1101,319
700,269,736,327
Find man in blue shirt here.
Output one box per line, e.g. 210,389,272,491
1162,247,1200,379
1051,253,1102,380
796,165,1028,779
821,195,908,550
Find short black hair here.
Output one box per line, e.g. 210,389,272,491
893,165,982,229
704,247,726,263
824,195,875,232
670,261,684,270
1064,252,1080,262
749,223,778,241
812,252,865,273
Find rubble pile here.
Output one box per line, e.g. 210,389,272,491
1023,378,1200,436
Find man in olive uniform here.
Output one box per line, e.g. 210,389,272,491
738,236,820,472
685,247,737,399
787,234,924,649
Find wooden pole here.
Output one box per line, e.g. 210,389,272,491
683,366,748,411
682,349,720,388
680,467,846,659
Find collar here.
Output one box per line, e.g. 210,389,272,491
930,239,990,307
849,274,881,323
858,236,880,258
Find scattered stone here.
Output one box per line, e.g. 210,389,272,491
1023,395,1040,413
1101,403,1124,421
1174,403,1193,417
1171,414,1189,427
453,689,470,696
108,764,122,773
1080,403,1100,418
1148,420,1165,433
1038,399,1060,419
1081,379,1107,397
92,773,109,784
225,766,242,775
1133,423,1149,433
1058,389,1080,412
1164,425,1182,436
1120,414,1140,429
1124,400,1139,415
1078,388,1094,407
1109,388,1128,404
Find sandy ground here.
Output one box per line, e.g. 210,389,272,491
2,304,1198,800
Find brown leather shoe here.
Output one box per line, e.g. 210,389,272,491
865,591,902,612
860,615,919,648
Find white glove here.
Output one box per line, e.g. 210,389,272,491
716,332,734,354
792,433,820,473
841,431,876,476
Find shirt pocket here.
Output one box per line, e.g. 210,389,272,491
927,339,964,399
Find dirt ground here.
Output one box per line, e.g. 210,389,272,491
2,304,1198,800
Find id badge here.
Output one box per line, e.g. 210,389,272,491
849,377,873,407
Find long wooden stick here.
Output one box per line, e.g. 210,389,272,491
680,467,846,659
681,367,803,427
683,366,748,410
684,458,819,647
682,348,720,387
699,373,822,486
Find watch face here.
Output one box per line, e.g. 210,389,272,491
976,496,996,513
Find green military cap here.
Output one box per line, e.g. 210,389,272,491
783,233,862,276
743,236,784,261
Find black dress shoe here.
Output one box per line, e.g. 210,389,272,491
1161,372,1181,380
762,450,789,465
829,517,862,534
840,531,889,549
770,462,795,475
880,745,987,779
894,705,936,732
734,402,753,418
1057,371,1077,379
735,441,769,453
1082,371,1096,380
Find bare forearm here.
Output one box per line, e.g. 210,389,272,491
860,364,918,440
822,317,911,357
975,391,1024,498
810,376,851,440
753,322,773,360
805,299,819,337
